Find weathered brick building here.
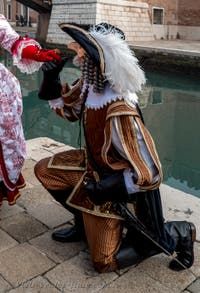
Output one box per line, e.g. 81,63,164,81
138,0,200,39
178,0,200,39
0,1,5,15
2,1,200,42
178,0,200,26
47,0,155,44
47,0,200,44
4,0,38,27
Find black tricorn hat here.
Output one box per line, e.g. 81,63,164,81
59,22,125,75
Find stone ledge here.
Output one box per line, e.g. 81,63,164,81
97,0,148,8
54,0,148,8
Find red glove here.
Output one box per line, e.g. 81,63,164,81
21,45,61,62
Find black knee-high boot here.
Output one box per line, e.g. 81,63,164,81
164,221,196,271
47,189,86,242
135,190,196,270
115,220,196,271
115,232,146,270
115,188,196,271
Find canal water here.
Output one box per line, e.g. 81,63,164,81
1,51,200,198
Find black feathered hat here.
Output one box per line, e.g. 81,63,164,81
59,22,146,94
59,22,125,75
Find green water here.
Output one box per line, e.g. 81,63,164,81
1,52,200,198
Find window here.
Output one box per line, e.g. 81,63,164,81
7,3,11,20
153,8,164,25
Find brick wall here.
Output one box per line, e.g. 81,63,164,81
137,0,179,25
9,0,38,26
136,0,200,26
47,0,97,44
47,0,200,43
135,0,200,40
96,0,153,43
178,0,200,26
0,1,5,15
47,0,154,44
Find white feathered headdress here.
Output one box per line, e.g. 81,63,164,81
59,22,146,95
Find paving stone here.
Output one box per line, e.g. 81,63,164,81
18,186,73,228
0,203,24,220
161,184,200,241
29,230,86,263
190,242,200,277
50,145,74,154
18,186,52,208
187,278,200,293
45,251,118,292
22,159,41,187
135,254,196,292
0,243,55,287
0,229,18,253
26,148,53,161
7,276,60,293
0,274,12,291
99,266,173,293
26,201,73,229
0,212,47,243
26,137,65,161
27,137,65,151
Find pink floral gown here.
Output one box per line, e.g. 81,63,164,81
0,14,42,205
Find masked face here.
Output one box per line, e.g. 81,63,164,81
67,41,86,67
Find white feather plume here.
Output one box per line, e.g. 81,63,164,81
89,25,146,95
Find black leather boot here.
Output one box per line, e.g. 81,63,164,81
115,233,145,270
116,243,145,270
165,221,196,271
52,216,86,242
47,189,86,242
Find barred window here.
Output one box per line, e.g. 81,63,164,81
7,3,11,20
153,8,164,25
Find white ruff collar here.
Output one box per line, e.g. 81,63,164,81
84,84,138,110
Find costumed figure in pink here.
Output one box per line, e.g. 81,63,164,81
0,14,60,205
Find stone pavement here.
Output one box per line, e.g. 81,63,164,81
132,39,200,58
0,137,200,293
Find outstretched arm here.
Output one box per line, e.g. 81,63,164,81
0,14,60,74
38,58,84,122
12,37,61,74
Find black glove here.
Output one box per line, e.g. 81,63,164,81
83,172,131,205
38,56,68,100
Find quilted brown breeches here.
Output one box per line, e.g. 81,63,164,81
34,151,122,273
34,157,83,191
83,212,122,272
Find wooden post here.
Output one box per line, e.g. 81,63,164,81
36,12,51,43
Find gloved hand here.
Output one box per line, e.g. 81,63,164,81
41,56,68,80
83,172,130,205
38,56,68,100
22,45,61,62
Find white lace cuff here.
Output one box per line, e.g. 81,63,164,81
48,97,64,109
12,38,43,74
